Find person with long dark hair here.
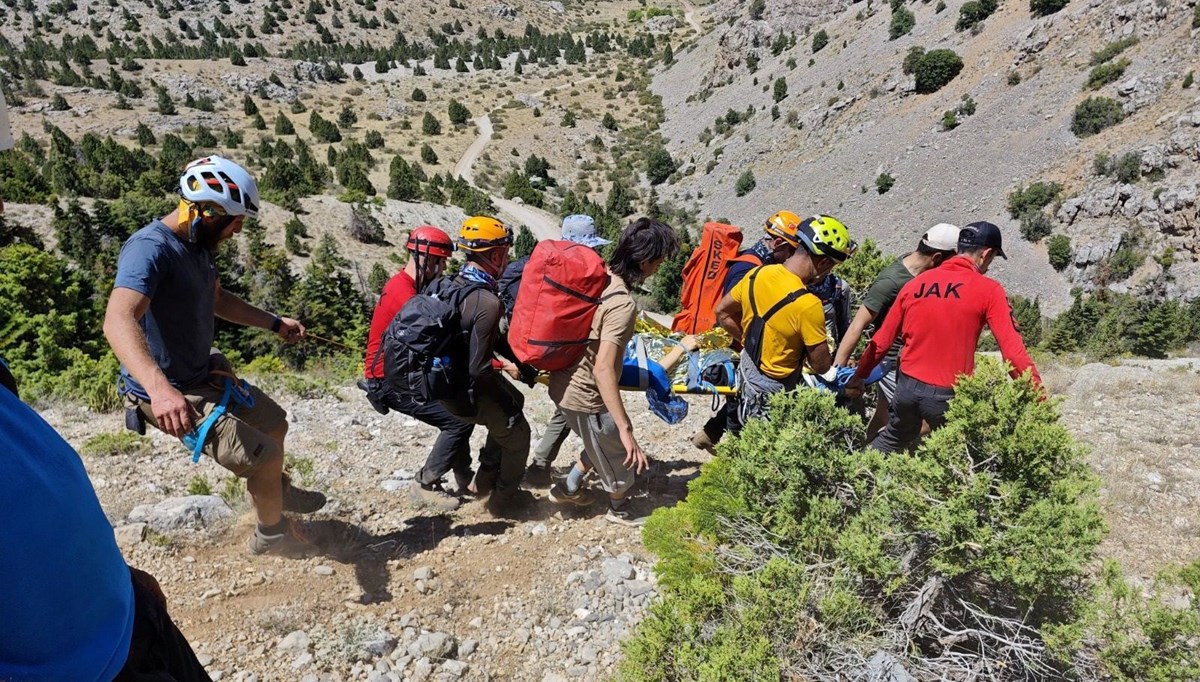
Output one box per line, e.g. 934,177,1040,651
545,217,681,525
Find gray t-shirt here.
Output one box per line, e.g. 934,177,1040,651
115,221,216,393
861,259,913,366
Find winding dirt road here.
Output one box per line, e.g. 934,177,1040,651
453,77,598,241
681,0,703,34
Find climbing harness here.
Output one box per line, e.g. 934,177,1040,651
181,373,255,463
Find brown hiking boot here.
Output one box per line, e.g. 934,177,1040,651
406,481,461,512
247,520,317,558
547,482,594,507
691,428,718,454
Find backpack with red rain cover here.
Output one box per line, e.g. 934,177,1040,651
509,240,611,371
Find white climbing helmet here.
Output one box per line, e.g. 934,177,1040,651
179,155,261,218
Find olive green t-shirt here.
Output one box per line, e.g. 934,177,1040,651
861,259,913,365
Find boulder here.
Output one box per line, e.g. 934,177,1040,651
128,495,233,532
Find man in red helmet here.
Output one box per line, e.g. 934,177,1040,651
361,226,472,510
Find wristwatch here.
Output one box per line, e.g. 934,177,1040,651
270,315,282,333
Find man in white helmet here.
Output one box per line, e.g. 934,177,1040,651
104,156,324,558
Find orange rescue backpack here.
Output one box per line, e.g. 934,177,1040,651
671,222,744,334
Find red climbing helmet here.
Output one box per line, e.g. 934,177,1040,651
406,225,455,259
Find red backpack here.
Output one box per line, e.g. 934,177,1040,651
671,222,744,334
509,240,611,371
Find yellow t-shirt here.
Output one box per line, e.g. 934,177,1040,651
730,264,827,380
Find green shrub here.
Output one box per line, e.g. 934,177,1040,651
956,0,998,31
837,238,892,294
1195,4,1200,29
1088,560,1200,680
875,172,895,194
1184,71,1195,89
1085,58,1129,90
80,431,152,457
1090,37,1138,66
645,147,676,186
734,169,756,196
1008,70,1022,85
1008,181,1062,218
889,6,915,40
913,49,964,93
219,475,248,508
1030,0,1069,16
1047,234,1072,270
1019,209,1053,242
1104,246,1144,282
1010,295,1043,347
811,28,829,53
187,475,212,496
1112,151,1141,183
902,46,925,75
622,364,1105,680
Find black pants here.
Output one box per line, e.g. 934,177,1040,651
114,569,211,682
366,379,476,486
870,373,954,454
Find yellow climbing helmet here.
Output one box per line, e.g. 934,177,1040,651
764,210,802,247
457,216,513,252
797,215,855,262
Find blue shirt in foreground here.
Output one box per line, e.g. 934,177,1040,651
115,220,217,395
0,388,134,681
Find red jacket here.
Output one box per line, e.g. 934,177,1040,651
855,256,1040,388
364,271,418,379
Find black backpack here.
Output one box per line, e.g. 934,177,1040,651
742,267,816,371
497,256,529,321
379,277,482,404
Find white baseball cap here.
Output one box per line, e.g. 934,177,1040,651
921,223,960,252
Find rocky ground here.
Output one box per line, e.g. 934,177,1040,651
36,354,1200,680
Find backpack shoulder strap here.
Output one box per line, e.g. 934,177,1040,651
749,267,815,325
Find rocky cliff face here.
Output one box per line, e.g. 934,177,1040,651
653,0,1200,310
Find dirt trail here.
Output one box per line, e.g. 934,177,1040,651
453,77,599,240
680,0,703,34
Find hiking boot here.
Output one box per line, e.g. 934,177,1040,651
282,476,327,514
486,488,537,518
523,462,553,488
690,429,717,454
604,503,648,527
469,468,498,497
547,483,594,507
248,521,317,558
454,469,475,496
407,481,461,512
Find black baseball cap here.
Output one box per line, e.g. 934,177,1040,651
958,221,1007,259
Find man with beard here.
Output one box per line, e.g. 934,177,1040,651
104,156,325,558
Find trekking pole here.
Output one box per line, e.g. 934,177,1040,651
303,332,357,352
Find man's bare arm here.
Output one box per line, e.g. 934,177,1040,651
103,288,196,437
714,294,744,342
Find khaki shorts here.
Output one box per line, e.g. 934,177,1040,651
128,354,287,477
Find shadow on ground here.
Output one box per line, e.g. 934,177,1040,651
303,516,513,601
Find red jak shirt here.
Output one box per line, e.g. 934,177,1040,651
364,271,418,379
855,256,1041,389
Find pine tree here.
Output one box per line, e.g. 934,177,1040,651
513,225,537,258
243,94,258,116
387,155,422,201
447,99,472,125
274,113,295,135
420,143,439,165
422,112,442,135
773,76,788,102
